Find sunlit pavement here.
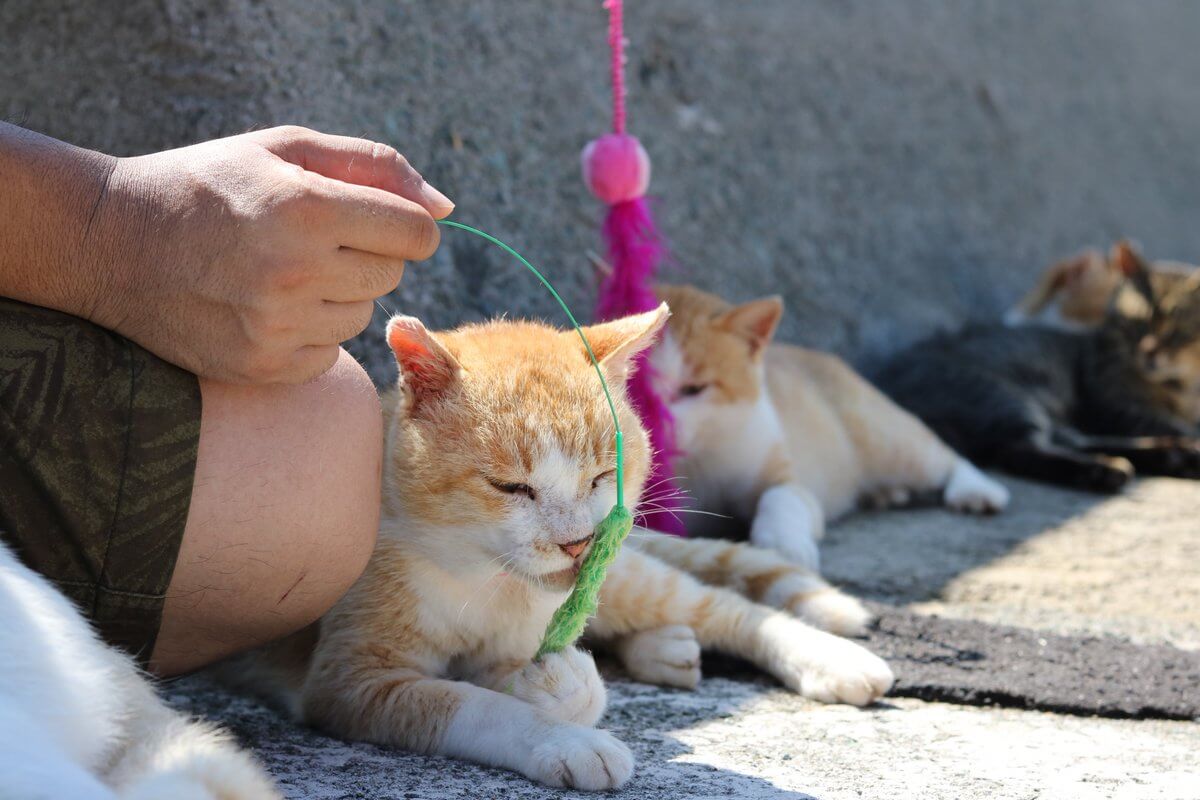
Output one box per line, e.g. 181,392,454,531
171,476,1200,799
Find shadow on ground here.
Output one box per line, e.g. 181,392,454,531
818,474,1111,604
167,675,818,800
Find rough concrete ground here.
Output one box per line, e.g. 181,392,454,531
863,608,1200,719
169,473,1200,798
171,676,1199,800
821,475,1200,651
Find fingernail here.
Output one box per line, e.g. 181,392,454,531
421,181,455,214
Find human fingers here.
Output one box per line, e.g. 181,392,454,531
314,249,407,304
258,126,454,218
307,175,441,262
312,299,377,347
234,300,371,384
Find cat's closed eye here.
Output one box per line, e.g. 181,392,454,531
1159,377,1185,392
679,383,709,398
487,478,537,500
591,469,616,489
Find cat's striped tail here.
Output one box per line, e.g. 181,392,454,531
627,529,873,636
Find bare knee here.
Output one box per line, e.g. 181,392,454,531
152,349,381,675
286,349,381,605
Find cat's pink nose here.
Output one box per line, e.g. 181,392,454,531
559,534,593,559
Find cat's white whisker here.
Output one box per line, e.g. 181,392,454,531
639,505,731,520
457,555,516,623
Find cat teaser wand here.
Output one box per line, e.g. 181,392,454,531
425,1,671,658
437,219,633,660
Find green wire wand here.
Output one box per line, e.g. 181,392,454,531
436,219,636,661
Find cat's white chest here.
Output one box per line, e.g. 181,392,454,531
676,390,786,519
414,566,561,668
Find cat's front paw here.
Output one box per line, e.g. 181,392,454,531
765,617,893,706
944,459,1009,514
526,725,634,791
748,496,825,573
752,524,820,570
616,624,702,689
510,647,607,727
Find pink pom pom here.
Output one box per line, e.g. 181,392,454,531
582,133,651,205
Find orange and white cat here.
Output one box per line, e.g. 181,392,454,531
652,285,1009,569
235,307,892,791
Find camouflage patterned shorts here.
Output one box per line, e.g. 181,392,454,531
0,297,201,666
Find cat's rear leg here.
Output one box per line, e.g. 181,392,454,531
994,437,1133,493
630,530,873,636
593,549,893,706
1055,430,1200,478
841,371,1009,515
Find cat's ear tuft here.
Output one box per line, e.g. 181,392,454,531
386,316,461,406
715,296,784,356
1111,240,1160,315
1112,240,1151,279
578,303,671,380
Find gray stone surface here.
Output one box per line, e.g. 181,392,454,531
6,1,1200,383
169,675,1200,800
164,475,1200,798
862,608,1200,720
821,475,1200,652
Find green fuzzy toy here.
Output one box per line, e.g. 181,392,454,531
536,503,634,659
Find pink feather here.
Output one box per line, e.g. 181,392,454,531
595,198,687,535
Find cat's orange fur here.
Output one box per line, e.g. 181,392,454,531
652,284,1009,568
235,306,892,790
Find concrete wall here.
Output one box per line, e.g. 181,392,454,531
5,0,1199,383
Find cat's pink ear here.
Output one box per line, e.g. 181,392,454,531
1111,240,1150,278
1111,240,1161,314
578,303,670,380
386,316,461,406
715,296,784,356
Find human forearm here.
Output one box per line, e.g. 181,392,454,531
1,124,451,383
0,123,119,321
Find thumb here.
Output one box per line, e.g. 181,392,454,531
259,126,455,219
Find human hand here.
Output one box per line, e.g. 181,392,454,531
88,126,453,383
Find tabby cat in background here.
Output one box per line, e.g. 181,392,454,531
877,242,1200,492
231,306,892,791
650,284,1009,570
1005,242,1196,331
